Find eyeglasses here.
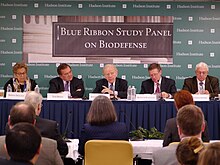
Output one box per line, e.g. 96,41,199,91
16,72,26,76
149,72,160,77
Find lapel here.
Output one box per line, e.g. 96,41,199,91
59,77,65,91
149,79,154,93
160,77,165,91
193,77,198,93
205,76,210,90
103,79,109,88
115,78,119,91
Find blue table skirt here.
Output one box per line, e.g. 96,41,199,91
0,99,220,139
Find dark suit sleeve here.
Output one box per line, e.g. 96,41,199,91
209,76,219,98
30,79,37,91
168,79,177,96
182,78,193,93
48,78,60,93
71,78,85,98
140,81,146,94
163,120,173,147
117,79,128,99
92,80,103,93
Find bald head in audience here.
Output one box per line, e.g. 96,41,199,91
8,102,36,127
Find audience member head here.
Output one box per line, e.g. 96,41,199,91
176,104,205,139
102,64,118,84
57,63,73,82
197,142,220,165
24,91,43,116
148,63,162,83
87,95,117,126
13,62,28,83
176,136,204,165
8,102,36,127
174,90,194,110
195,62,209,82
5,123,41,164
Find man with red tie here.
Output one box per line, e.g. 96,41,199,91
140,63,177,99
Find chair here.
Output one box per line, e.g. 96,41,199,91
84,140,133,165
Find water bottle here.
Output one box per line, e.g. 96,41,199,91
34,85,40,93
7,84,12,92
127,86,132,100
131,86,136,101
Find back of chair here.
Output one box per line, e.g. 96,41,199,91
85,140,133,165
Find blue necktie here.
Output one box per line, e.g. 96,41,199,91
64,81,69,91
110,83,113,91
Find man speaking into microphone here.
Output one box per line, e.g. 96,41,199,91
182,62,219,99
93,64,128,99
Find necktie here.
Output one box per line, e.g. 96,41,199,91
155,83,160,93
64,81,69,91
199,81,204,90
110,83,113,91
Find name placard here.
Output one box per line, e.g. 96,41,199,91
47,92,69,100
192,94,209,101
6,92,26,100
89,93,110,100
135,94,157,101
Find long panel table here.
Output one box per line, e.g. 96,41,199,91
1,99,220,140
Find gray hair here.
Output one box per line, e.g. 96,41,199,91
24,91,43,110
195,62,209,72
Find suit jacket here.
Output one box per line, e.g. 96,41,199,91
0,136,64,165
92,78,128,99
3,78,37,97
78,122,129,155
152,143,178,165
140,76,177,96
182,75,219,98
163,117,210,147
48,77,85,98
35,116,68,156
0,158,33,165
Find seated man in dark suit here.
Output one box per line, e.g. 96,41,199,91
163,90,209,147
0,102,63,165
24,91,68,156
93,64,128,99
0,123,42,165
140,63,177,98
48,63,85,98
182,62,219,98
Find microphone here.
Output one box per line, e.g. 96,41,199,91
62,110,72,141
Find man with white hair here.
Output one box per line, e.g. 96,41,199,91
24,91,68,156
93,64,128,99
182,62,219,98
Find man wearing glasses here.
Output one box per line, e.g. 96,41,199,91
140,63,177,99
182,62,219,99
48,63,85,98
4,62,37,97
